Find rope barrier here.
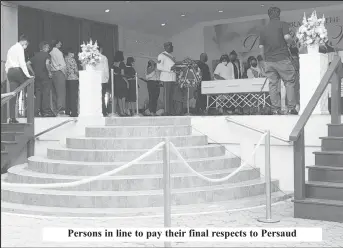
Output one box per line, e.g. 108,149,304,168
1,142,165,189
169,132,267,183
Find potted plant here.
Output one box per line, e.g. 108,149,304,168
78,39,101,70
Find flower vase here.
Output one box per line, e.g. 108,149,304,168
307,44,319,54
85,64,95,71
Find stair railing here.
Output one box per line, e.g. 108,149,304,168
1,77,35,157
289,55,342,202
2,132,274,247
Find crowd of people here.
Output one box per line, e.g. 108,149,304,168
4,6,341,123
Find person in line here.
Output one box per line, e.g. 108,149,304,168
27,41,54,117
247,56,263,78
214,54,234,80
95,45,110,117
228,50,242,79
125,57,137,116
112,51,128,116
5,34,34,123
196,53,211,114
213,54,234,114
157,42,177,116
259,7,298,115
141,60,160,116
50,40,67,116
64,47,79,117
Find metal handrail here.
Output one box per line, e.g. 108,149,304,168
289,56,342,141
34,119,78,139
1,77,34,106
226,117,291,143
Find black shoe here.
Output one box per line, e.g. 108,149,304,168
8,118,19,124
287,109,298,115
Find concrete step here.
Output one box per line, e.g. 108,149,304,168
1,123,30,132
1,178,280,208
314,151,343,166
328,123,343,137
307,165,343,183
1,151,9,171
27,155,241,176
1,141,17,152
6,164,260,191
306,181,343,201
105,116,191,126
1,191,292,217
66,135,208,150
294,198,343,223
320,136,343,151
85,125,192,138
1,132,24,142
47,144,226,162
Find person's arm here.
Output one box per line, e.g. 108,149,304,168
46,57,52,78
282,22,293,44
26,61,35,76
214,64,225,80
18,46,32,78
259,30,266,61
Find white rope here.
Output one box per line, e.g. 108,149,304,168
2,142,165,189
169,132,268,183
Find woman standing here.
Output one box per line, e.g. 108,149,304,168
112,51,129,116
64,47,79,117
145,60,160,116
125,57,137,116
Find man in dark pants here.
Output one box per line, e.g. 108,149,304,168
5,34,34,123
27,41,54,117
196,53,211,114
259,7,298,115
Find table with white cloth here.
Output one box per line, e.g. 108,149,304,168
201,78,270,112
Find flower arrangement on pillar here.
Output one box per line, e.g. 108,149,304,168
78,39,102,70
296,10,328,54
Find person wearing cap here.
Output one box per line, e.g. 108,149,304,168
259,7,298,115
157,41,177,115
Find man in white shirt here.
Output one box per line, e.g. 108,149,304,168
157,42,178,115
50,40,67,115
95,45,110,116
214,54,234,80
5,34,34,123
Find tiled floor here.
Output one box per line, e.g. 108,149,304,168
1,200,343,247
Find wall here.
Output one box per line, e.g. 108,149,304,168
1,1,18,82
118,26,167,109
171,4,343,71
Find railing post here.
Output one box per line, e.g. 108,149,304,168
26,80,35,157
331,70,341,124
258,130,280,223
110,68,115,116
163,138,171,248
293,128,306,200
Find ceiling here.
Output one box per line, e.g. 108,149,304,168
12,1,340,38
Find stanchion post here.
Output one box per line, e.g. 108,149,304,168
110,68,115,116
258,130,280,223
135,73,139,116
163,138,171,247
187,87,190,115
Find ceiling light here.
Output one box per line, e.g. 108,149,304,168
260,4,265,7
218,10,223,13
105,9,110,13
161,23,166,26
181,14,186,17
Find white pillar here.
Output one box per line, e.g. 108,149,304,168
79,70,103,117
299,53,329,115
